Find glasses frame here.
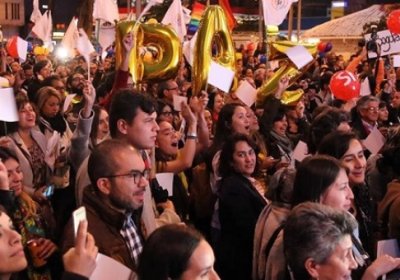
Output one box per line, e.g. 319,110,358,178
104,169,151,184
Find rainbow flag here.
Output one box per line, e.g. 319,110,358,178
187,2,206,37
219,0,236,30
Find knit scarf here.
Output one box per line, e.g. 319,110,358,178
269,130,292,155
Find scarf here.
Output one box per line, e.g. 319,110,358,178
40,114,67,135
269,130,293,156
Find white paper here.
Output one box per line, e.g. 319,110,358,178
141,179,157,235
394,55,400,67
173,95,187,112
365,29,400,58
45,131,60,169
292,140,309,162
0,88,19,122
207,61,235,93
235,80,257,107
360,77,371,96
91,253,136,280
63,94,76,114
16,37,28,61
284,45,313,69
155,173,174,196
377,239,400,257
362,126,385,155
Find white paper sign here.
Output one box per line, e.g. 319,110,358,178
63,94,76,114
91,253,136,280
292,140,309,162
16,37,28,61
362,126,385,155
235,80,257,107
364,29,400,58
0,88,19,122
393,55,400,67
207,61,235,93
173,95,187,112
155,173,174,196
284,45,313,69
360,78,371,96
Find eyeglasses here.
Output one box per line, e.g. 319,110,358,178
160,111,174,117
72,77,85,82
104,169,150,184
365,107,379,113
167,87,179,91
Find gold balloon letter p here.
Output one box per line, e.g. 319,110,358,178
192,6,236,96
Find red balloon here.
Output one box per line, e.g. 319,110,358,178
387,10,400,34
329,70,360,101
317,42,327,53
324,42,333,52
6,36,19,58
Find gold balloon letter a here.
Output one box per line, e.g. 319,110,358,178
115,21,182,84
192,5,236,96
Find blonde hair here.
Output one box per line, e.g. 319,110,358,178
36,86,62,113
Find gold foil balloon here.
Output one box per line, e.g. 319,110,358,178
256,59,315,106
192,5,236,96
269,40,318,61
281,89,304,106
115,21,182,84
141,22,182,82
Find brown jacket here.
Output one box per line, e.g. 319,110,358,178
62,186,139,271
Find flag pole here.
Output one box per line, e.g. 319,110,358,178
287,5,293,41
296,0,302,42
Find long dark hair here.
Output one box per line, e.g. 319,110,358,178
219,133,260,178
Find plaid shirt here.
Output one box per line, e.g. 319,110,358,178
120,213,144,263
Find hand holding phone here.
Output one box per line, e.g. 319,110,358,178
42,185,54,198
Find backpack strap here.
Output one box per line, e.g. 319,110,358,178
264,223,285,260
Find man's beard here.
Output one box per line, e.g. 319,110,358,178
71,86,83,96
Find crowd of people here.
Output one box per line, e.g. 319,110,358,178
1,30,400,280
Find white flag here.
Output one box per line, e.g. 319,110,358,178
76,28,95,63
16,37,28,61
30,0,42,23
162,0,186,41
32,10,52,44
98,23,116,51
262,0,298,26
61,18,79,57
45,10,53,44
93,0,119,24
183,32,197,66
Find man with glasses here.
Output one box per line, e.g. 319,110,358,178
351,95,380,139
157,79,180,105
63,139,148,270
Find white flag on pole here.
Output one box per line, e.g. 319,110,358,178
76,28,95,63
162,0,187,41
93,0,119,24
61,18,79,57
30,0,42,23
98,23,116,51
262,0,298,26
32,10,52,45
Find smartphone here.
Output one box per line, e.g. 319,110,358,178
72,206,87,237
42,185,54,198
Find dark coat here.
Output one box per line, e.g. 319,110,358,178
216,173,267,280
